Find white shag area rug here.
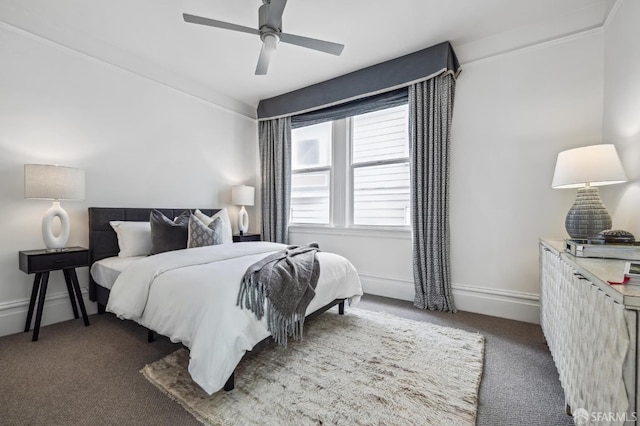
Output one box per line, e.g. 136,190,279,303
141,307,485,425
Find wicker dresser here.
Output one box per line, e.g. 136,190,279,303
540,238,639,424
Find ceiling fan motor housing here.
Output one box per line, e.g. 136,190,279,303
259,2,281,34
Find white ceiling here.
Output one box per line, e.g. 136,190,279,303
0,0,616,117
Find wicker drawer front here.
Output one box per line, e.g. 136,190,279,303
540,246,631,417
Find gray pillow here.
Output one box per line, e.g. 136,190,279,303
188,215,223,248
150,210,190,255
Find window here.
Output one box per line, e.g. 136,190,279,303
290,122,332,224
351,105,410,226
290,104,410,228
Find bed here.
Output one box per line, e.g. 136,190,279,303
87,207,363,395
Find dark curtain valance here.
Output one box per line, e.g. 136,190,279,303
291,88,408,128
257,41,460,121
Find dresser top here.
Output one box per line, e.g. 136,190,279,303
540,238,640,310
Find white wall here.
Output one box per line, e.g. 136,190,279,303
0,24,258,337
603,0,640,237
292,30,605,324
450,31,604,322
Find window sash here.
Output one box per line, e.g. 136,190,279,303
290,166,332,225
350,160,410,227
351,104,409,166
291,121,332,171
349,104,410,228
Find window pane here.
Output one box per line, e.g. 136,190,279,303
290,170,330,224
352,104,409,164
292,122,332,170
353,163,410,226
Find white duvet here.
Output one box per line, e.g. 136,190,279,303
107,241,363,394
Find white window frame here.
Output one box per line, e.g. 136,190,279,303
288,105,411,236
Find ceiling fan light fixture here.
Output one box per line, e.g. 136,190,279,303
262,32,279,52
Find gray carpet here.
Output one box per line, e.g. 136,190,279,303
0,294,572,425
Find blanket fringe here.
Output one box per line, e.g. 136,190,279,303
237,244,319,347
237,273,266,320
238,272,307,347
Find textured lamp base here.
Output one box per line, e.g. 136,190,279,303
565,187,612,239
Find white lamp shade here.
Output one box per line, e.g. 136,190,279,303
25,164,85,200
231,185,255,206
551,144,627,189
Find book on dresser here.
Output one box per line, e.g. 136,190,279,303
565,239,640,261
624,262,640,285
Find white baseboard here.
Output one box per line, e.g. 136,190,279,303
0,288,97,338
0,274,540,338
359,272,416,301
358,272,540,324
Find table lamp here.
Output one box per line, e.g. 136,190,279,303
24,164,85,250
551,144,627,239
231,185,255,235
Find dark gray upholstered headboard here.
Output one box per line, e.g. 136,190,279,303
88,207,218,265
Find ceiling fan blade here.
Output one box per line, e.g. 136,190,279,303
266,0,288,29
280,33,344,56
183,13,260,36
255,33,279,75
255,44,272,75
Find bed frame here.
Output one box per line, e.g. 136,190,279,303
88,207,219,312
87,207,345,391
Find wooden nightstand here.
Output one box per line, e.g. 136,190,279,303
232,233,261,242
19,247,90,341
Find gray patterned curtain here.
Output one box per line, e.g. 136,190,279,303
259,117,291,244
410,74,457,312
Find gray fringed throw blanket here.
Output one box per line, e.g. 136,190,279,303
237,243,320,346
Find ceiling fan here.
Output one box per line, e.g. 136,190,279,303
183,0,344,75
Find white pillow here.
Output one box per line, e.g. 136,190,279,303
194,209,233,244
109,221,152,258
